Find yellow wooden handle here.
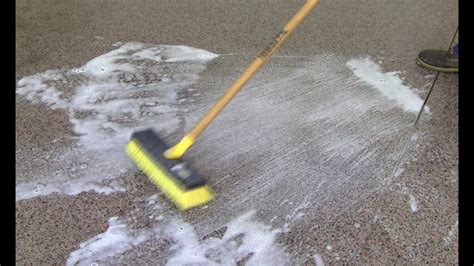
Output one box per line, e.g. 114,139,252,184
164,0,319,159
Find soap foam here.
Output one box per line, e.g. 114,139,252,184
16,42,217,201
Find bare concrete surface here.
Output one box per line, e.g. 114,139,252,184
16,0,458,264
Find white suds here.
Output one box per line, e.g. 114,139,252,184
16,42,217,200
66,202,289,265
281,199,309,232
408,194,418,212
346,58,429,113
443,220,458,246
166,210,289,265
313,254,325,266
394,167,405,177
66,217,149,266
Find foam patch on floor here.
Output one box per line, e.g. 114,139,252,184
313,254,325,266
66,217,149,266
346,57,430,113
166,210,288,265
408,194,418,212
66,197,289,265
16,42,217,201
185,54,428,225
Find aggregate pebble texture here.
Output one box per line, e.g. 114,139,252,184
16,0,458,264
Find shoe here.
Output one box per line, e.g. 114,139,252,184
416,48,458,73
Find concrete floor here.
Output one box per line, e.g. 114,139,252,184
16,0,458,264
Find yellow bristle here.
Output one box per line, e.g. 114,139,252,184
126,140,214,210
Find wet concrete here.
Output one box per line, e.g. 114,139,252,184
16,0,458,264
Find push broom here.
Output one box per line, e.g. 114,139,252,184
126,0,320,210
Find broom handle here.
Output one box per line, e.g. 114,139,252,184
164,0,320,159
